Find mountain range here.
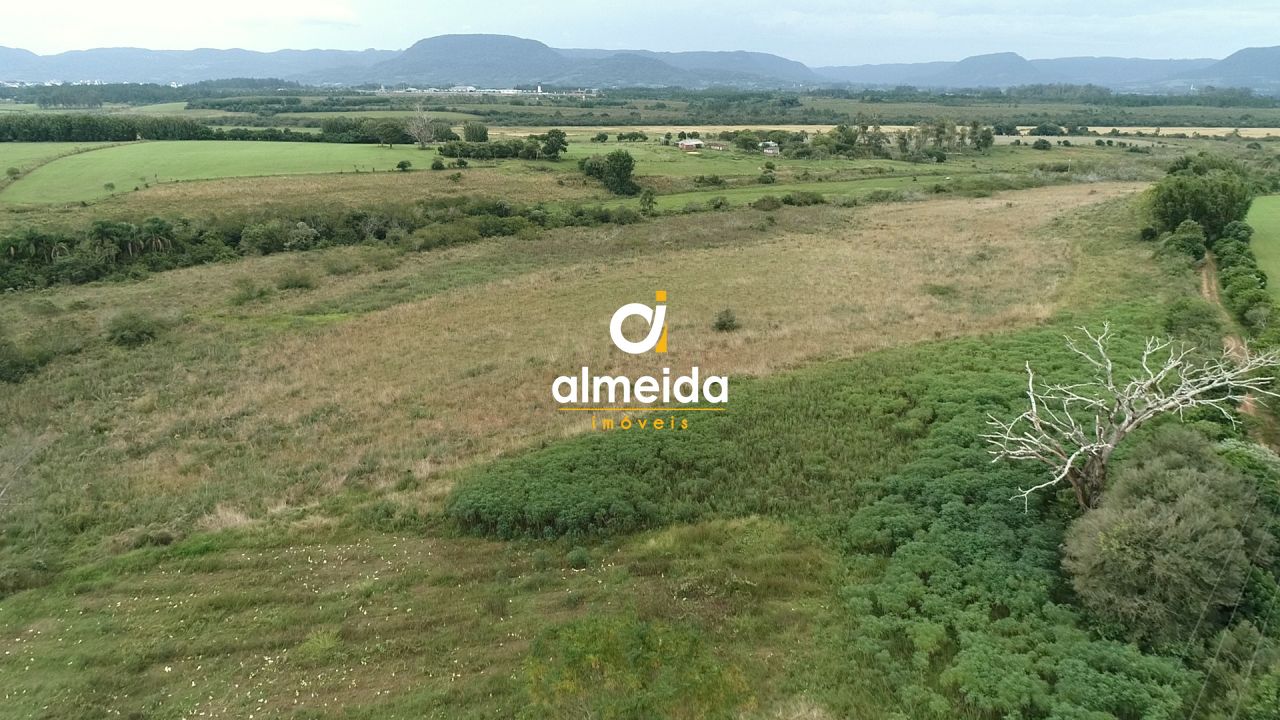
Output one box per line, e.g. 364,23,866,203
2,35,1278,94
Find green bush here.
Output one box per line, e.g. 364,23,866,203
712,309,739,332
1031,138,1053,150
1160,219,1207,261
566,546,591,569
430,157,445,170
781,191,824,206
395,159,411,172
1162,296,1222,353
1062,427,1274,651
751,195,782,211
106,311,165,347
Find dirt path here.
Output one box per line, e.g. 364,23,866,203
1200,254,1260,415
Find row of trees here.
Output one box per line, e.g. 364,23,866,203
436,129,568,160
0,190,634,291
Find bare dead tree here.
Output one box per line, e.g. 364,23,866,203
405,104,434,150
984,323,1280,510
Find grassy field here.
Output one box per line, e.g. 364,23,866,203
0,131,1176,210
0,141,444,204
0,178,1194,717
1249,195,1280,299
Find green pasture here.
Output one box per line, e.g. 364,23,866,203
1248,195,1280,300
0,141,429,204
0,141,119,174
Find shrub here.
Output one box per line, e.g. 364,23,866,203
1162,296,1222,353
579,150,638,195
395,159,411,172
430,157,445,170
1062,427,1273,650
757,172,776,184
1031,139,1053,151
276,267,317,290
781,191,824,206
229,278,272,306
1139,226,1159,242
1160,219,1207,261
751,195,782,211
106,311,165,347
712,309,739,332
566,546,591,569
5,167,19,179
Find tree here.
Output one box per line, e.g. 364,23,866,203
536,128,569,159
462,121,489,143
405,105,434,149
1150,170,1253,240
591,132,608,143
396,160,412,172
1031,138,1052,150
579,150,638,195
370,118,405,148
985,323,1280,510
639,188,656,215
429,120,458,142
1062,427,1273,650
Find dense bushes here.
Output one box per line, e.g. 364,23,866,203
578,150,639,195
1214,221,1274,334
1150,155,1254,240
106,311,166,347
0,195,653,290
1063,427,1273,650
0,113,215,142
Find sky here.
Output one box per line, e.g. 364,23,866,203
3,0,1276,66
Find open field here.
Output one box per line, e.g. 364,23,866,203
1249,195,1280,300
1,88,1277,718
0,131,1176,212
0,141,447,204
0,141,118,173
0,179,1194,717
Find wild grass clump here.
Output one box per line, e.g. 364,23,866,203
229,277,272,305
275,266,317,291
712,309,740,332
106,310,166,347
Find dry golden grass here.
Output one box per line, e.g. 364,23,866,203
1,183,1144,520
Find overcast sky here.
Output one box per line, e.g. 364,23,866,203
3,0,1276,65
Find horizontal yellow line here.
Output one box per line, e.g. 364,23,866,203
557,407,726,412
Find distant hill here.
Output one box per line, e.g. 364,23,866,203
919,52,1049,88
366,34,572,86
1180,46,1280,91
3,35,1280,94
558,48,819,84
0,46,396,84
1030,57,1216,87
815,61,952,86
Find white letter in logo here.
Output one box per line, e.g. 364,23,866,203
609,292,668,354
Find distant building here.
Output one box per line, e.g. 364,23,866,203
677,138,705,151
759,140,781,155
